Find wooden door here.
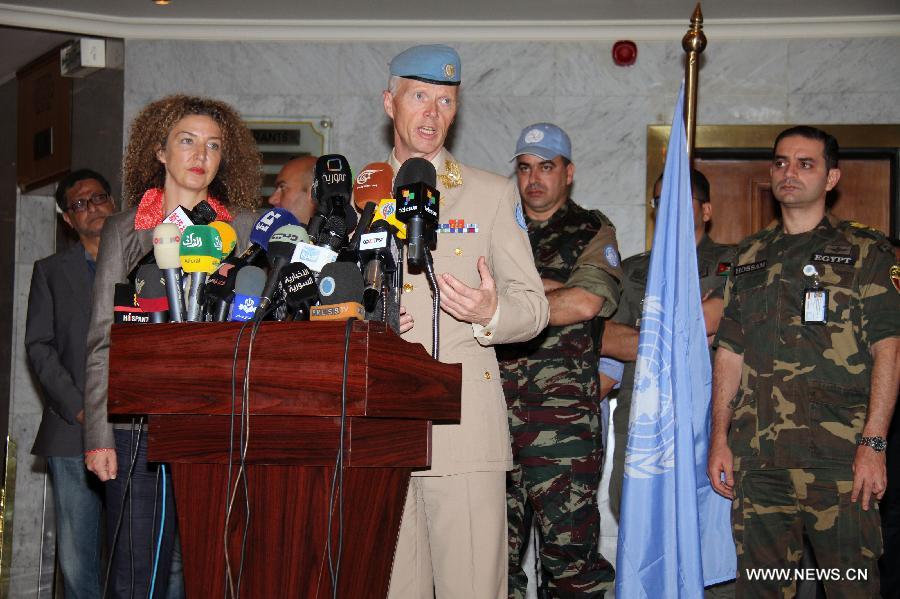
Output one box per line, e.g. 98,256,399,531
646,125,900,248
695,157,893,244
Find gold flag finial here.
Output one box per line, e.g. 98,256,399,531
682,2,707,160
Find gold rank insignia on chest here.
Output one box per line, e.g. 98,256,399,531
891,264,900,293
437,160,463,189
438,219,478,234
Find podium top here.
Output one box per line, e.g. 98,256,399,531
108,320,461,422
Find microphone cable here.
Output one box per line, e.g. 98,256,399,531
147,464,167,599
423,249,440,360
101,417,145,599
224,317,253,599
224,302,275,599
235,315,269,596
326,317,354,598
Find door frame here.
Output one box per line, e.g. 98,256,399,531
646,124,900,247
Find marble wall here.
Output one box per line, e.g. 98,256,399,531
5,67,124,597
9,192,57,599
125,36,900,258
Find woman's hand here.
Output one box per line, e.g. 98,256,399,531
85,449,118,482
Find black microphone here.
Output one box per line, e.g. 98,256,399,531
256,225,306,317
318,215,348,253
359,220,396,311
277,263,319,321
394,158,440,268
348,200,377,254
113,283,152,324
187,200,216,225
311,261,365,321
309,154,356,242
205,262,240,322
134,264,170,323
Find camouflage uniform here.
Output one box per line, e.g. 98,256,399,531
715,214,900,598
607,234,734,518
498,199,621,598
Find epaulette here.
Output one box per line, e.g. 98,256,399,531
840,220,885,240
622,251,650,275
578,205,615,230
839,220,892,252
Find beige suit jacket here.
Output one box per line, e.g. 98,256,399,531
390,148,549,476
83,207,257,451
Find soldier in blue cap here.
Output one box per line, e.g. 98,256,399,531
499,122,620,598
383,45,549,599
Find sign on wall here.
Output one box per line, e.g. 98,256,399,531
246,117,331,198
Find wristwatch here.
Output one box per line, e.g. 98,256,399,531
858,436,887,452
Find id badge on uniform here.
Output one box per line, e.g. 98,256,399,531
802,288,828,324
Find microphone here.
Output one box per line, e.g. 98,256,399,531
162,206,194,232
209,221,238,259
350,162,392,252
114,283,152,324
229,266,266,322
244,207,302,262
317,215,348,253
309,154,356,242
372,199,407,239
205,262,239,322
394,158,440,268
358,221,395,310
204,209,300,320
153,223,186,323
179,225,222,322
256,224,306,316
188,200,217,225
277,263,319,321
134,264,169,323
291,241,338,273
353,162,394,210
310,261,365,321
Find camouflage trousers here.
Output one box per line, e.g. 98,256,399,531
732,468,882,599
506,398,615,599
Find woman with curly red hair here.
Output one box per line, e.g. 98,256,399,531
83,95,261,598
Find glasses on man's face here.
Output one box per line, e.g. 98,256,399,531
67,193,111,213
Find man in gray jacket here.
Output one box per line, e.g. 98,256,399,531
26,168,115,599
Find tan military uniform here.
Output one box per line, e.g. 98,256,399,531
387,148,548,599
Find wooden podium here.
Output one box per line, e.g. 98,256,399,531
108,320,461,598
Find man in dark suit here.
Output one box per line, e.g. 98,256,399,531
26,168,115,599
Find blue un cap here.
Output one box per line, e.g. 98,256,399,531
390,44,461,86
512,123,572,162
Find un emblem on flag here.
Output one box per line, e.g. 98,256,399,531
625,295,676,478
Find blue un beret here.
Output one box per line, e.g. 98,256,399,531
390,44,461,86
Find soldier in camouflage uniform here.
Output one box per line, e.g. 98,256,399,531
707,126,900,598
601,169,734,521
499,123,620,598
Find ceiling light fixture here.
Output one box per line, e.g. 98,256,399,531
153,0,171,5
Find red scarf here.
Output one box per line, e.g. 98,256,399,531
133,188,233,230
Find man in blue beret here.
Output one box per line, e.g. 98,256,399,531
383,44,549,599
500,123,620,598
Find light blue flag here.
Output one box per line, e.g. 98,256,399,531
615,82,736,598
